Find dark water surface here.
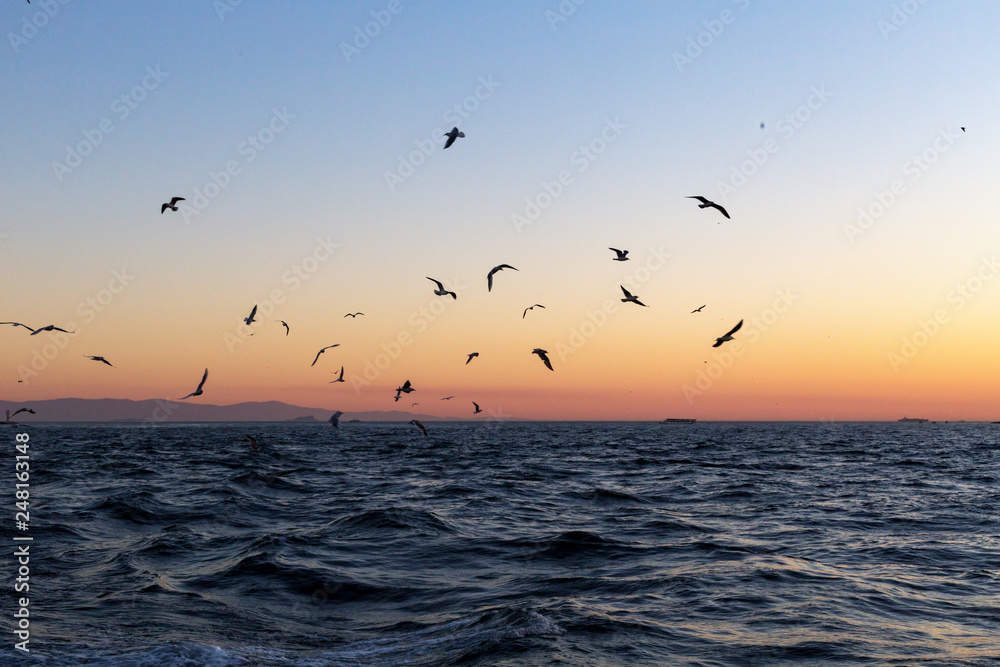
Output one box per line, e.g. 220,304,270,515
4,422,999,665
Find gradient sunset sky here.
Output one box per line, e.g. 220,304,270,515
3,1,1000,420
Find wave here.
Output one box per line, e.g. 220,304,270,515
334,507,456,534
42,608,564,666
565,486,647,503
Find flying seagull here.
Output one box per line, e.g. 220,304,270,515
329,411,343,428
1,322,35,333
686,196,730,220
472,401,482,414
532,348,553,371
522,304,545,319
443,127,465,149
5,408,35,423
311,344,340,367
620,285,648,307
440,396,455,401
691,305,706,313
84,355,114,368
713,320,743,348
161,197,185,214
330,366,345,383
961,127,966,132
409,419,428,437
609,248,629,261
243,305,258,326
487,264,518,292
30,325,74,335
394,380,414,402
247,435,260,452
427,277,457,299
466,352,479,365
344,312,364,318
411,402,419,407
180,368,208,399
278,321,289,336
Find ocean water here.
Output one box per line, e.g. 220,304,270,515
4,421,999,666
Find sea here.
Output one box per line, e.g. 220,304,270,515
3,421,998,666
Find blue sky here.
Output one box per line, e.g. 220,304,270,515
3,1,1000,419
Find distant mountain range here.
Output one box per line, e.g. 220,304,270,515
0,398,458,423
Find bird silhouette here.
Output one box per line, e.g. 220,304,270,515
620,286,648,307
686,195,730,220
427,277,457,299
487,264,518,292
443,127,465,149
311,344,340,367
180,368,208,399
30,325,74,335
532,348,553,371
522,304,545,318
161,197,185,213
713,320,744,347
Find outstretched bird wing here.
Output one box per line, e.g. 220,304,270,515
1,322,35,332
180,368,208,399
311,345,339,366
195,368,208,392
724,319,744,337
487,264,518,292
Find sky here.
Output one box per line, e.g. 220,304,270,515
2,1,1000,421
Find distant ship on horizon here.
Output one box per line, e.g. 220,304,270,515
661,418,697,424
898,417,929,423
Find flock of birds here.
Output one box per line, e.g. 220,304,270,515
6,125,746,441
